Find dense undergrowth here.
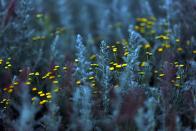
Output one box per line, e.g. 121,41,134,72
0,0,196,130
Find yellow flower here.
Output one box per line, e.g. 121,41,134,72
122,64,127,67
124,51,129,56
112,48,117,53
140,62,147,67
8,89,13,93
38,91,43,95
176,76,181,79
32,97,36,101
35,72,40,76
138,71,145,75
109,67,115,71
53,80,59,84
76,80,81,85
116,64,122,68
157,48,164,52
40,93,45,97
46,95,52,99
39,100,48,105
63,66,68,70
88,76,95,80
13,82,19,85
49,76,55,79
32,87,37,91
54,87,59,92
25,81,31,85
155,35,169,40
177,47,183,52
144,43,151,49
159,74,165,77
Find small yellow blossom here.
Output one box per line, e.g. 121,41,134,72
192,50,196,54
32,87,37,91
76,80,81,85
177,47,183,52
122,64,127,67
25,81,31,85
35,72,40,76
144,43,151,49
159,74,165,77
157,48,164,52
53,80,59,84
39,100,48,105
112,48,117,53
88,76,95,80
109,67,115,71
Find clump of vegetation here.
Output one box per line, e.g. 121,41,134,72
0,0,195,130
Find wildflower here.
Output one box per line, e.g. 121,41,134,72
63,66,68,70
13,82,19,85
146,52,152,55
53,80,59,84
88,76,94,80
46,92,51,95
138,71,145,75
144,43,151,49
134,25,140,30
162,43,171,48
174,83,180,87
176,39,180,43
32,87,37,91
179,64,184,67
116,64,122,68
38,91,43,95
8,89,13,93
176,76,181,79
177,47,183,52
91,83,96,87
155,35,169,40
159,74,165,77
54,87,59,92
39,100,48,105
136,18,148,23
124,51,129,56
112,47,117,53
40,93,45,97
74,59,79,62
25,81,31,85
35,72,40,76
109,67,115,71
192,50,196,54
36,13,43,19
140,61,147,67
122,63,127,67
90,64,99,67
49,76,55,79
157,48,164,52
76,80,81,85
46,95,52,99
90,55,96,60
31,97,36,101
29,73,35,76
0,59,3,64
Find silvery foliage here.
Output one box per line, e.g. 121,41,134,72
13,86,39,131
135,97,156,131
98,40,111,114
41,91,61,131
75,34,93,84
71,86,93,131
